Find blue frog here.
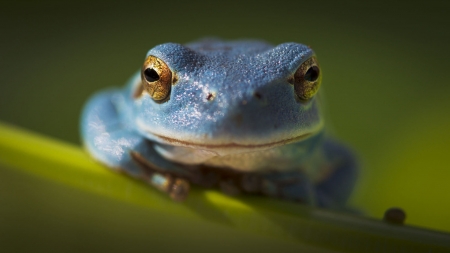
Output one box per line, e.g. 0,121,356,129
80,39,357,208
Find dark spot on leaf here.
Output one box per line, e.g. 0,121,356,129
383,207,406,225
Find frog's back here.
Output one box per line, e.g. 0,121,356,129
185,38,273,56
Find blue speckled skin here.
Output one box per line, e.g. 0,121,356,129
80,39,357,208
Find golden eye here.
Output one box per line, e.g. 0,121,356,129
141,55,173,101
293,56,321,100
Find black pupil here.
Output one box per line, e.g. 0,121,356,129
144,68,160,82
304,66,319,82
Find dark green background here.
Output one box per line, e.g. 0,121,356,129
1,0,449,233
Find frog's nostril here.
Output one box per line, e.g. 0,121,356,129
206,92,216,101
253,92,263,100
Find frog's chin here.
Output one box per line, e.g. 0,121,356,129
146,131,315,156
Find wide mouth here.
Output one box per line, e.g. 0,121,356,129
148,131,314,150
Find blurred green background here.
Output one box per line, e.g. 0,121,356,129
0,0,449,239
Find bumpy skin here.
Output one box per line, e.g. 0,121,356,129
80,39,357,208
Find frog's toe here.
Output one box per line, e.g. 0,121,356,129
195,170,220,188
169,178,190,201
219,179,242,196
260,178,279,197
144,172,190,201
240,174,261,193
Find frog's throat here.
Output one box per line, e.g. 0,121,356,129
149,132,313,150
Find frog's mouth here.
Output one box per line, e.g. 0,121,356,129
148,131,314,151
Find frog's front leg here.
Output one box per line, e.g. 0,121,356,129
253,139,357,208
80,90,195,200
315,139,358,208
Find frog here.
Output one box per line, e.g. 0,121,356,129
80,39,357,208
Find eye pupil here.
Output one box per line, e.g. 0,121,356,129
304,66,319,82
144,68,160,82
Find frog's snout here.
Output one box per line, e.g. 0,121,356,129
220,90,271,128
204,89,264,103
231,113,243,126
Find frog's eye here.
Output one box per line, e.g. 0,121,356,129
292,56,321,100
141,55,173,101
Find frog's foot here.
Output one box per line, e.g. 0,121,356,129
258,172,316,204
193,166,244,196
129,151,192,201
195,166,316,204
314,139,358,208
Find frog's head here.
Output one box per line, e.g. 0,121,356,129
131,40,324,156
